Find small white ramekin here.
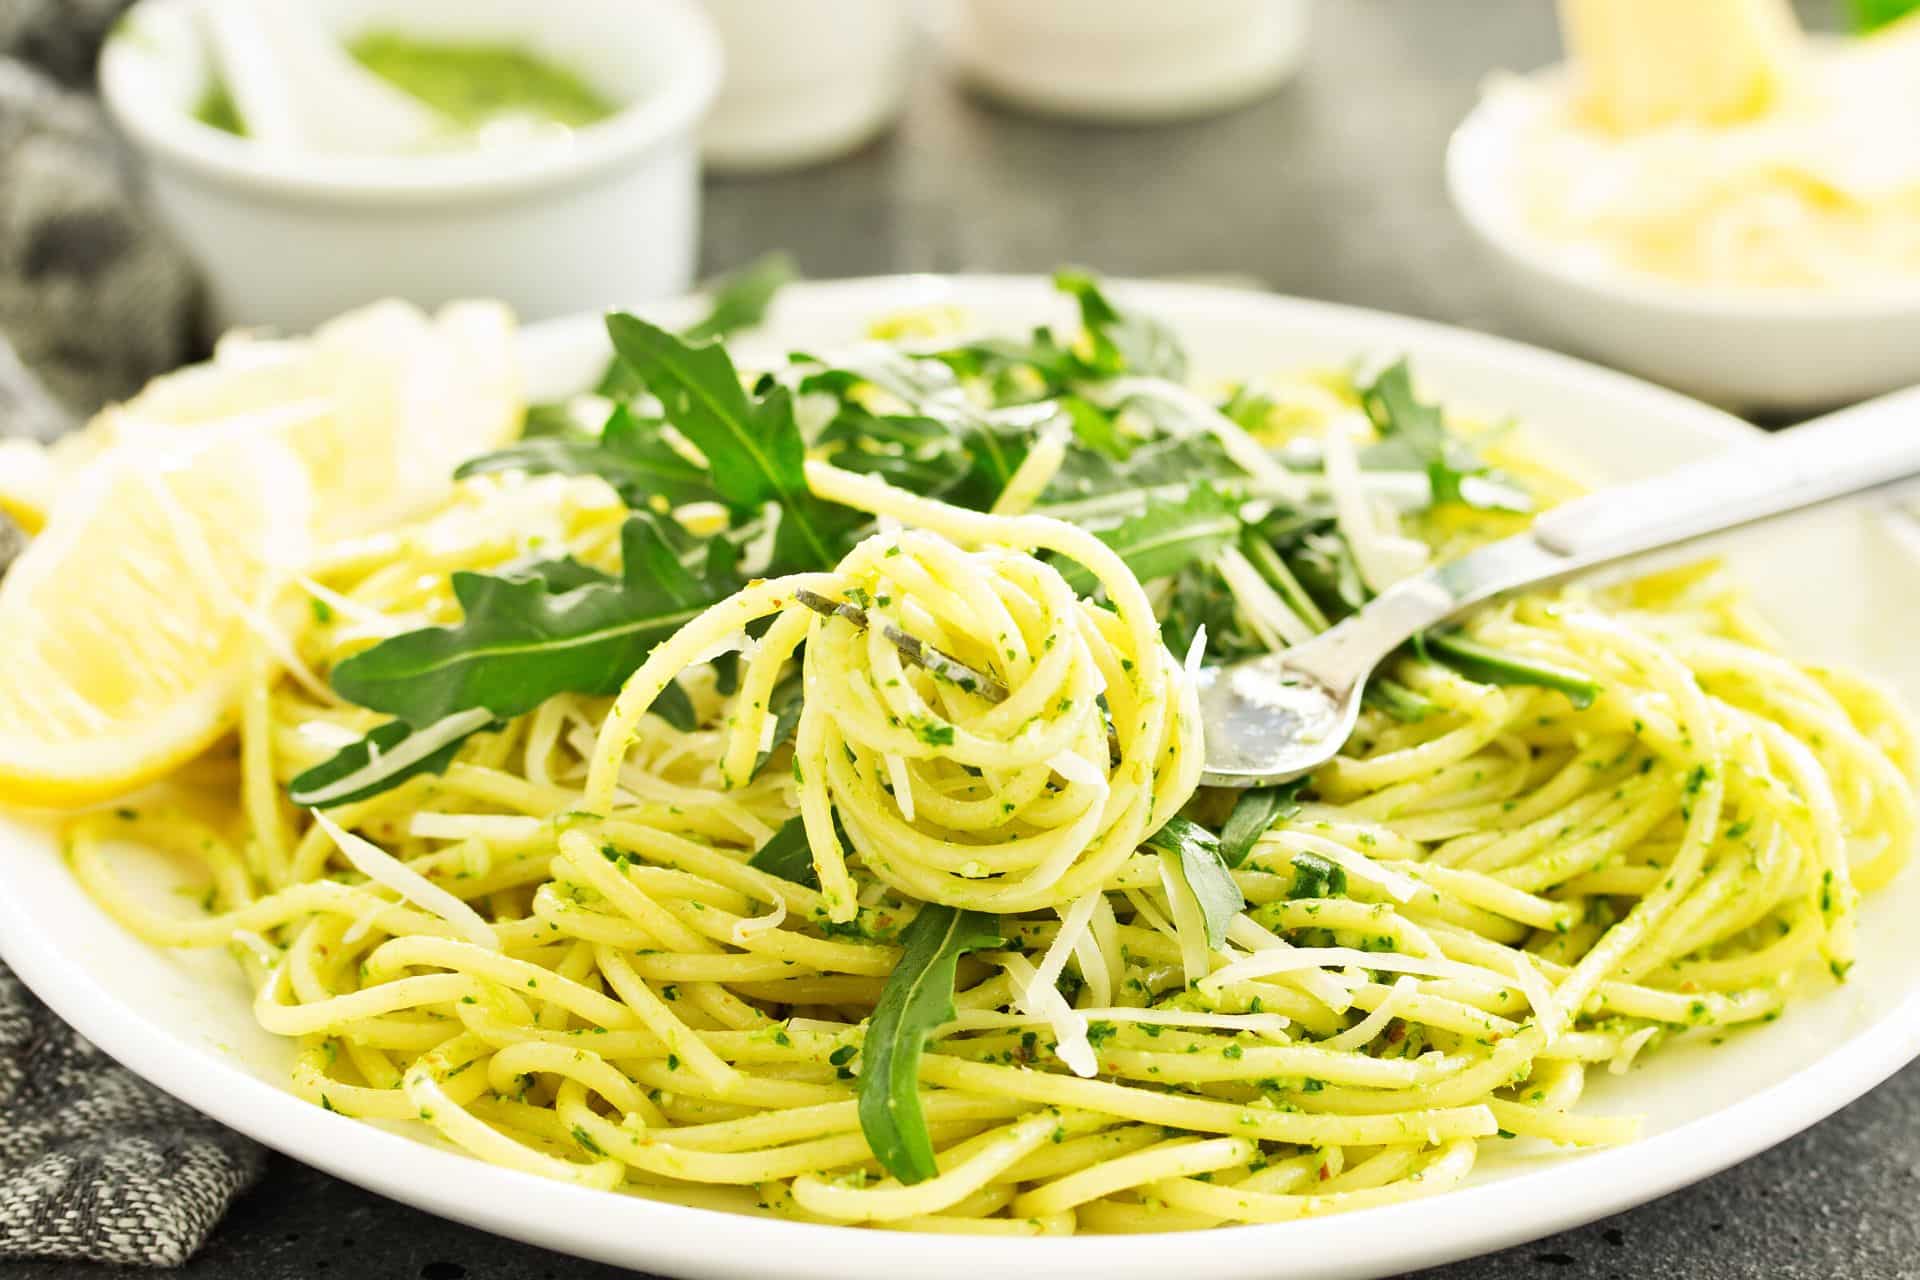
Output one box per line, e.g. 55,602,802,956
100,0,721,332
931,0,1313,123
1449,67,1920,416
698,0,910,173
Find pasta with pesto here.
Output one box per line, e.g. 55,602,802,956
32,273,1918,1235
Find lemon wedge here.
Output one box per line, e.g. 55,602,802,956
84,299,522,539
1558,0,1804,132
0,430,311,807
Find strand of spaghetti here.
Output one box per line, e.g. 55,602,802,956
915,1055,1498,1145
1148,1139,1477,1223
792,1110,1096,1222
405,1041,625,1190
1011,1136,1258,1217
584,576,837,814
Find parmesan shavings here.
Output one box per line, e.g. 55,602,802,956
1609,1025,1660,1075
1321,412,1430,593
298,707,495,808
1007,891,1105,1078
1201,944,1526,1001
1324,975,1417,1052
731,894,789,945
885,753,917,822
312,811,500,951
408,813,545,843
1217,546,1316,648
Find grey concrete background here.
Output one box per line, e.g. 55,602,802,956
15,1,1912,1277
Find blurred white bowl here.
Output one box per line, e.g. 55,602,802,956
933,0,1312,123
100,0,721,332
700,0,909,173
1449,68,1920,415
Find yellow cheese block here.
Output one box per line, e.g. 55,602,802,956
1558,0,1805,132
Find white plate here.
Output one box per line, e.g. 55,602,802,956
5,276,1919,1280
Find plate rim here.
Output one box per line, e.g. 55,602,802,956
5,273,1914,1280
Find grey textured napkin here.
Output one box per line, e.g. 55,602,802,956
0,968,265,1266
0,2,267,1265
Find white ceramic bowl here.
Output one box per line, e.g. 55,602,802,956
932,0,1312,123
8,277,1920,1279
1448,68,1920,416
100,0,721,331
699,0,909,173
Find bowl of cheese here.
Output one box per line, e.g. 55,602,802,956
1449,0,1920,413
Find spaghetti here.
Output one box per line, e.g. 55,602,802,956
52,297,1919,1235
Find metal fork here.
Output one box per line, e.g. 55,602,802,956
1198,386,1920,786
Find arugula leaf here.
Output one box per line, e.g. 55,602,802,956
1055,486,1243,596
1358,360,1485,508
685,251,798,343
1240,534,1331,634
1144,816,1243,950
1157,559,1250,661
1218,779,1309,868
747,816,819,888
646,679,700,732
859,904,1003,1184
597,251,797,398
518,401,592,441
606,314,857,573
287,711,497,809
330,514,735,726
800,350,1034,510
1416,630,1599,709
925,271,1184,396
1053,269,1187,382
456,404,717,508
1363,676,1439,723
752,667,806,778
1285,528,1369,623
815,406,969,499
1058,395,1130,461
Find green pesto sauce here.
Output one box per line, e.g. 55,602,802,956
346,32,616,131
194,80,246,135
193,32,617,138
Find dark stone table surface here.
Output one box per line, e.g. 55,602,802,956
16,1,1912,1277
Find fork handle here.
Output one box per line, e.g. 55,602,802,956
1284,385,1920,693
1531,385,1920,566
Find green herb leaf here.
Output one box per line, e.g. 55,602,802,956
685,251,798,343
606,313,857,573
1218,779,1309,868
1056,486,1242,596
1358,360,1487,508
801,349,1033,510
860,904,1003,1184
1286,529,1369,623
1143,816,1243,950
598,252,798,398
747,816,819,888
456,405,717,508
1362,676,1439,723
751,667,806,778
646,679,700,732
1053,269,1187,382
1416,630,1599,709
1287,851,1348,900
330,514,735,726
287,711,497,809
815,406,969,499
